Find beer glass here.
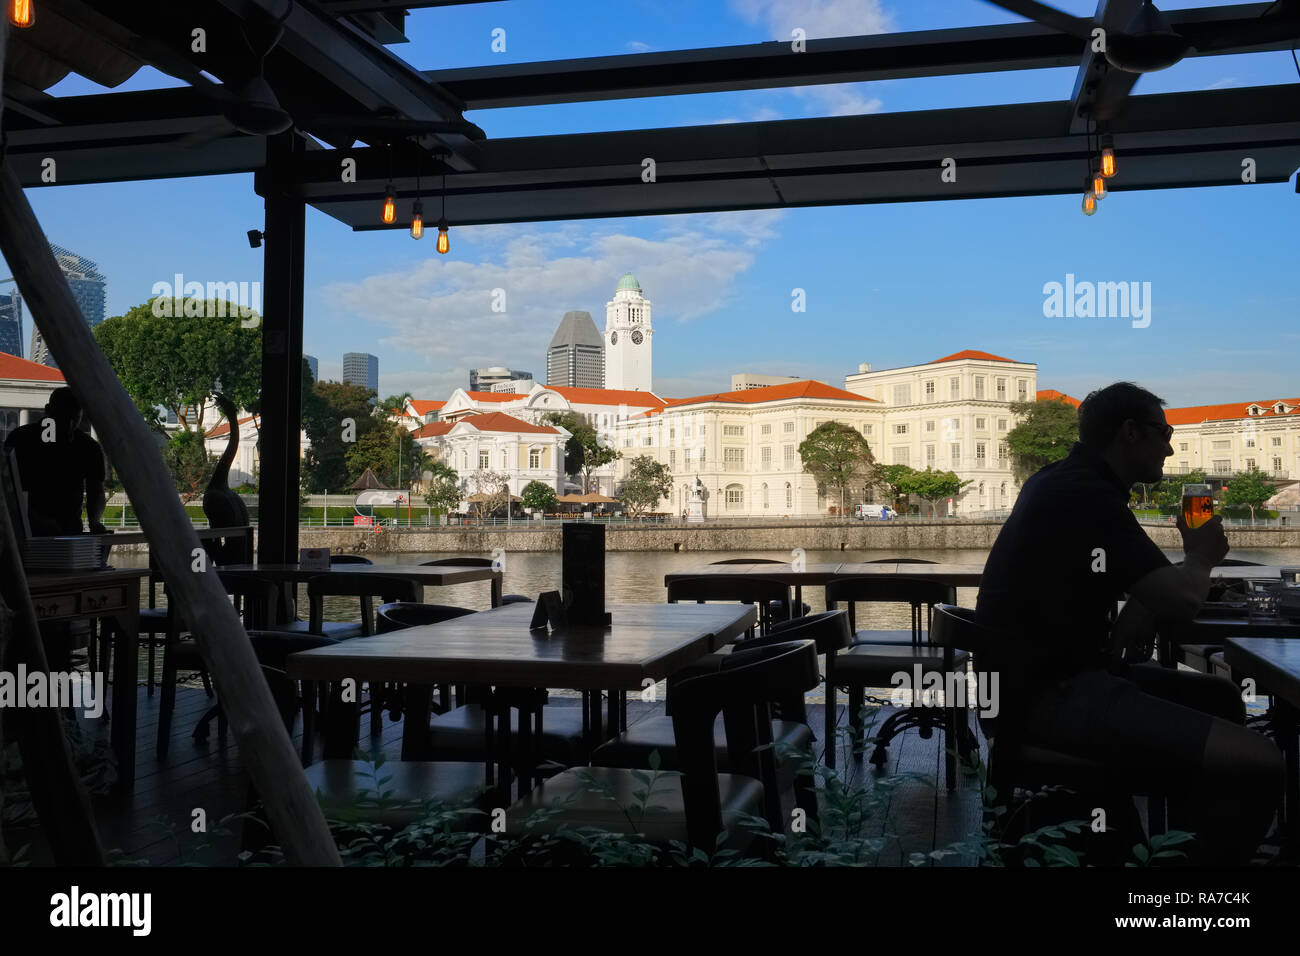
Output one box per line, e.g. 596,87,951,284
1181,483,1214,529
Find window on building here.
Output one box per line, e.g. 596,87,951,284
699,426,706,436
949,418,961,432
761,446,772,470
975,417,986,430
976,442,986,463
1017,380,1028,401
725,484,744,509
683,448,690,465
1272,436,1282,447
501,449,508,469
699,448,706,465
892,384,912,405
998,441,1008,463
949,377,960,400
862,424,873,435
925,420,935,433
892,447,909,466
974,377,985,399
785,482,793,508
894,424,908,435
996,378,1007,401
1245,436,1256,448
1212,459,1230,472
1274,457,1283,472
723,424,745,437
760,424,772,436
783,421,795,433
997,418,1008,431
529,448,541,469
669,450,676,469
1244,458,1257,470
623,439,632,448
669,427,675,440
1212,440,1231,450
951,443,961,467
1179,442,1188,452
642,436,653,446
462,451,468,469
783,445,795,468
684,425,691,438
925,445,936,466
724,447,744,471
924,380,935,402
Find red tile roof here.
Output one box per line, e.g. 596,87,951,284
0,352,65,382
1036,389,1081,407
463,390,521,403
456,412,561,435
412,420,453,438
205,414,258,439
547,385,665,408
929,349,1018,365
1165,399,1300,426
407,399,445,416
640,380,878,416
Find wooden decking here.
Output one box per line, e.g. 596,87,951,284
8,682,988,866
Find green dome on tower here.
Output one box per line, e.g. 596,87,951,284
615,272,641,293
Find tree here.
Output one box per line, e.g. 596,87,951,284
423,460,461,514
344,421,423,489
798,421,877,518
541,411,620,492
520,479,557,514
466,470,511,522
301,380,377,493
905,468,972,517
874,464,917,511
94,299,261,433
1005,397,1079,482
620,456,673,517
1223,469,1277,524
163,428,214,501
377,392,414,421
1152,469,1208,512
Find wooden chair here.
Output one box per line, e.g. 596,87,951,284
823,575,972,784
505,639,821,857
667,574,792,638
376,601,478,713
590,610,851,824
710,557,810,618
419,556,527,604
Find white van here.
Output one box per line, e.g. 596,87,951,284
855,504,896,520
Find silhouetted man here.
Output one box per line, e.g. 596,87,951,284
978,382,1282,864
5,387,107,536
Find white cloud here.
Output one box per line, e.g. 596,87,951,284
791,83,883,116
321,216,782,401
1205,76,1238,90
625,40,653,53
729,0,892,39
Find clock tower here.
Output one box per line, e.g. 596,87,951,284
603,272,653,392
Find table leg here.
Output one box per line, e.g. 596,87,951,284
321,681,360,760
400,683,433,760
109,603,138,796
491,573,502,608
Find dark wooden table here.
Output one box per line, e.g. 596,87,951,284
287,601,757,793
217,562,504,607
26,567,147,795
1223,636,1300,841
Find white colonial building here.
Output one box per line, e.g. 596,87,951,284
1166,398,1300,482
0,352,65,443
603,272,653,392
412,412,569,499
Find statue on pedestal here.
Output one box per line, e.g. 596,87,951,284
687,474,705,523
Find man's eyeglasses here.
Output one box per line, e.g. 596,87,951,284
1137,419,1174,442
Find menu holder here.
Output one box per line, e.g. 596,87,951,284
299,547,330,571
562,522,610,626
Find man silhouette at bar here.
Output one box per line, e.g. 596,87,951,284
5,386,108,536
978,382,1283,864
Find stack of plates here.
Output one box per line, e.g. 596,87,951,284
21,536,110,571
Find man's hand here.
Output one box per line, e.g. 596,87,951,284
88,522,109,535
1177,513,1230,567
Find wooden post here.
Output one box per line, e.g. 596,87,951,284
0,166,341,866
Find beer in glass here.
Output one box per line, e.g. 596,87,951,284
1181,483,1214,529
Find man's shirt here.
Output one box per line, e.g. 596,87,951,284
976,442,1171,681
4,422,105,536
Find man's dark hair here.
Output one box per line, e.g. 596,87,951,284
1077,382,1166,449
46,387,81,422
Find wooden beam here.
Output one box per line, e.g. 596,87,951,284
0,163,341,866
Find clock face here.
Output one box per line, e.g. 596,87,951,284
631,330,644,345
610,332,618,345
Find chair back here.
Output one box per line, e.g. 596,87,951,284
864,557,936,564
709,558,785,565
216,573,281,630
741,610,852,723
826,575,955,644
376,601,477,633
667,574,792,633
421,557,494,567
668,640,820,850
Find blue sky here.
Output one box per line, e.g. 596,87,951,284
9,0,1299,407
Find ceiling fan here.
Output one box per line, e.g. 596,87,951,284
983,0,1300,73
172,3,482,149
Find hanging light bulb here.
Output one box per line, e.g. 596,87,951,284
1092,169,1107,200
436,220,450,254
1100,135,1117,178
8,0,35,27
1082,190,1098,216
410,201,424,239
381,185,396,224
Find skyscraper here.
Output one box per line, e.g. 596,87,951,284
29,243,107,368
343,352,379,399
304,354,319,382
546,311,604,389
0,288,21,359
603,272,653,391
